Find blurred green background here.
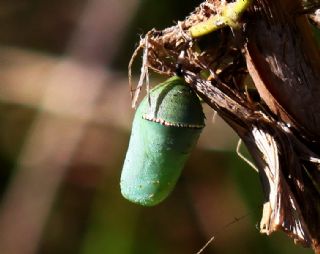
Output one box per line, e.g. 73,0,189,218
0,0,314,253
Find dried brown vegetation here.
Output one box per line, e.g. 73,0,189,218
131,0,320,252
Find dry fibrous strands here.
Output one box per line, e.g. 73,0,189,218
243,1,320,250
128,0,227,107
129,1,259,116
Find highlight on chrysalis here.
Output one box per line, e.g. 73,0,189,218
120,76,205,206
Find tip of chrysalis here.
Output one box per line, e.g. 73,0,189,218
120,181,162,207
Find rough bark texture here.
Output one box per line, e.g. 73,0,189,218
245,0,320,141
130,0,320,252
243,0,320,252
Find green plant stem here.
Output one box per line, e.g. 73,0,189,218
189,0,253,38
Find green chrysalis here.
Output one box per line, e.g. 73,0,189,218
120,76,205,206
